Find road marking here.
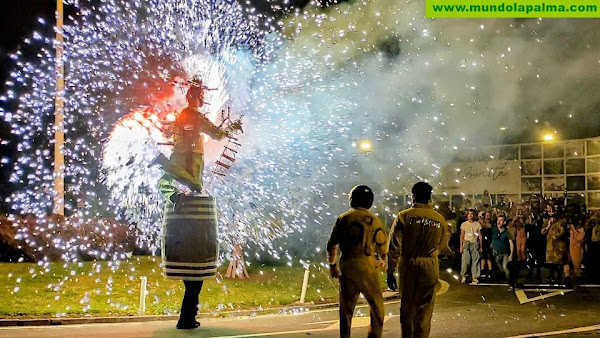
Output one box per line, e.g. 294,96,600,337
514,289,572,304
325,315,396,330
472,282,600,288
437,279,450,295
472,282,507,286
213,316,397,338
506,323,600,338
469,283,574,305
212,279,451,338
383,290,399,298
212,327,331,337
294,300,401,316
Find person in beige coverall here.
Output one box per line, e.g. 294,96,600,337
387,182,452,338
327,185,388,338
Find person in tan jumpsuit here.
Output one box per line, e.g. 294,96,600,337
327,185,388,338
387,182,451,338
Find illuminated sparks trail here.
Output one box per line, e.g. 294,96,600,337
2,0,286,259
3,0,599,267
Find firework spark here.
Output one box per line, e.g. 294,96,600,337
3,0,599,266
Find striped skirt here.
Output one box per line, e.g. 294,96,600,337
162,195,219,281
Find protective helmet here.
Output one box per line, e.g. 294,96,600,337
349,185,374,209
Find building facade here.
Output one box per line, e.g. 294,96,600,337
433,136,600,211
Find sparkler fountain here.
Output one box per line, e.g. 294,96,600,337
2,0,595,317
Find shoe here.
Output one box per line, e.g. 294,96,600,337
461,277,467,284
148,153,168,168
508,286,516,292
176,320,200,329
470,278,479,285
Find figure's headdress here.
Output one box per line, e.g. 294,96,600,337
186,79,207,102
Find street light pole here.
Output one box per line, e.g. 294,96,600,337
53,0,65,215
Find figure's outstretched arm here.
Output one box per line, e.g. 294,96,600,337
197,115,242,141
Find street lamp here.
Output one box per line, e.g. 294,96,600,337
358,140,372,152
543,130,558,142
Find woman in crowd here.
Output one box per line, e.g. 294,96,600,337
569,218,586,281
525,202,545,281
479,211,493,279
513,217,527,262
542,212,569,285
508,213,527,287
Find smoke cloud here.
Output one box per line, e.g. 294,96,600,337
228,1,600,198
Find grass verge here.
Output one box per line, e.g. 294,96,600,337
0,256,376,318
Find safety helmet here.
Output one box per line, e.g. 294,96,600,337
349,185,374,209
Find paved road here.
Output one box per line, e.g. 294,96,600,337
1,268,600,337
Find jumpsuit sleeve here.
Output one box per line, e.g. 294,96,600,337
196,115,232,141
387,214,404,274
326,217,342,265
373,217,388,260
439,218,453,256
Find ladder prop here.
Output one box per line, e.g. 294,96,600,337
206,108,243,189
207,135,241,187
225,245,250,279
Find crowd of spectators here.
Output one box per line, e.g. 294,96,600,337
438,197,600,290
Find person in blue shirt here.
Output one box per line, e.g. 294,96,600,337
491,214,515,291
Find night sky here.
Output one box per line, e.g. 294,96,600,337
0,0,338,211
0,1,60,208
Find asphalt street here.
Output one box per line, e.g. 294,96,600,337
1,266,600,337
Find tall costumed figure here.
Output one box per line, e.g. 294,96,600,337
149,80,243,329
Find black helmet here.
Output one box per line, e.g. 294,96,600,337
349,185,374,209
